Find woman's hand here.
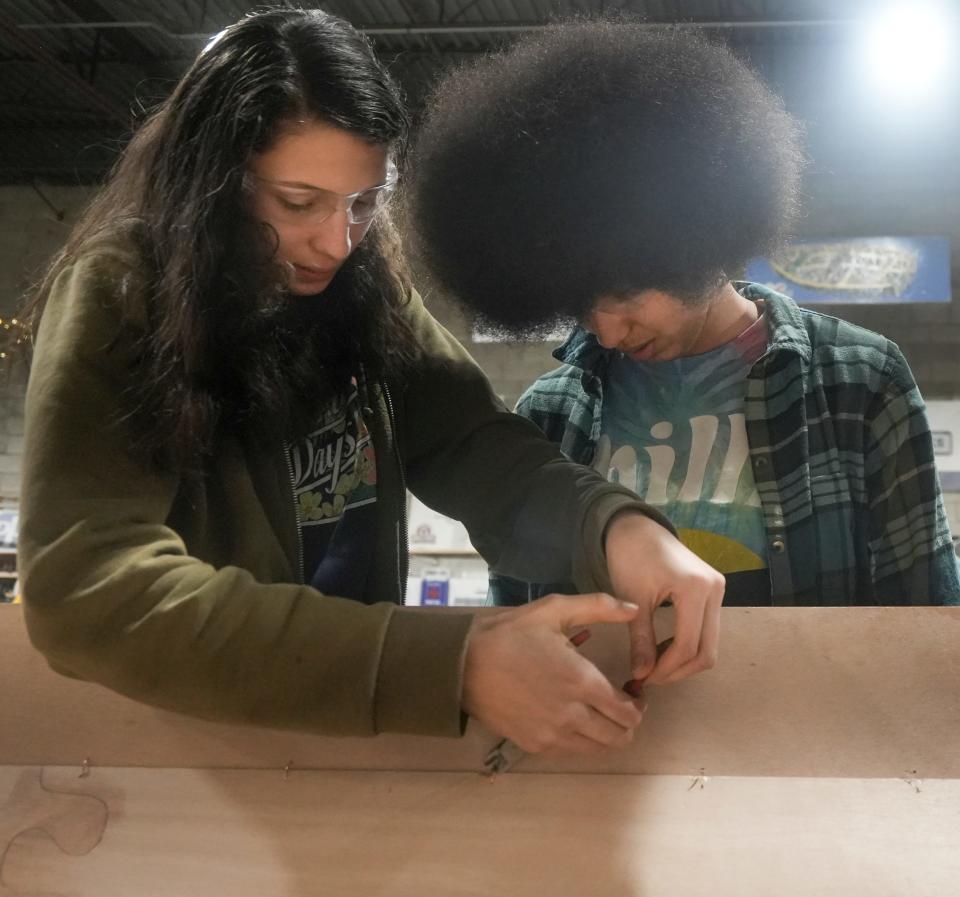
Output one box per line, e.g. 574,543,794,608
605,511,725,686
461,593,647,753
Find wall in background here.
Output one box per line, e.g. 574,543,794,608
0,185,97,503
0,184,97,317
0,384,24,503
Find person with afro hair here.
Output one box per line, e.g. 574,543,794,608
407,19,959,607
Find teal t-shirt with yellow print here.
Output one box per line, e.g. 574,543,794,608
596,315,771,604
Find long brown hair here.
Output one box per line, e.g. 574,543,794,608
21,8,417,473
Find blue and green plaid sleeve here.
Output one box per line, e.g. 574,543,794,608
864,345,960,604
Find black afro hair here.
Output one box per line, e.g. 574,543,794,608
406,19,806,335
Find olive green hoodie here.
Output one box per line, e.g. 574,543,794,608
19,233,668,737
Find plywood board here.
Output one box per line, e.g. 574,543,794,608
2,605,959,777
1,766,958,897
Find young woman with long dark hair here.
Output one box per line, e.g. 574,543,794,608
17,8,723,753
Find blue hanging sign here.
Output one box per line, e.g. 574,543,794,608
746,236,951,304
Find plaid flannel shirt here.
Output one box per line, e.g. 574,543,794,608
491,284,960,606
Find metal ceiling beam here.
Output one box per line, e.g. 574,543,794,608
59,0,182,83
17,21,210,40
18,18,860,38
360,19,859,33
0,13,129,125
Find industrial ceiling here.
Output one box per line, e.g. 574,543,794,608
0,0,895,184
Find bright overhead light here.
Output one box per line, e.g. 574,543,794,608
861,3,954,98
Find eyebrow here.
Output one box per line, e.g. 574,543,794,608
269,178,384,193
271,180,325,190
251,161,396,194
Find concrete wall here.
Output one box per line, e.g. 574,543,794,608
0,185,97,503
0,184,98,317
0,385,24,502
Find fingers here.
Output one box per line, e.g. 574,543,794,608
561,654,646,732
606,511,726,688
517,661,647,754
628,606,659,681
561,707,636,754
630,570,725,685
534,592,641,631
643,574,724,686
524,702,643,755
656,597,722,685
465,592,652,757
554,733,611,754
622,681,649,714
642,592,707,684
624,652,663,699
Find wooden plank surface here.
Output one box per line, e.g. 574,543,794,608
2,765,958,897
2,604,959,777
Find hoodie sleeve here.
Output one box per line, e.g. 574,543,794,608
396,290,675,594
19,250,473,737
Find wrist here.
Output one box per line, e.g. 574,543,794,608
603,508,671,555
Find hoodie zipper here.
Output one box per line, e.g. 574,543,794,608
285,377,404,602
381,381,408,605
283,440,305,585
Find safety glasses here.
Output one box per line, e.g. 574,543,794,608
245,161,397,227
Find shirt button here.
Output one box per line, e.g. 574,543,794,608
771,538,786,553
754,456,769,468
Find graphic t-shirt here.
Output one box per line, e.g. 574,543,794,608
287,379,377,601
597,315,771,604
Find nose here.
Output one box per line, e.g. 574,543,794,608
308,208,353,262
586,310,630,350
